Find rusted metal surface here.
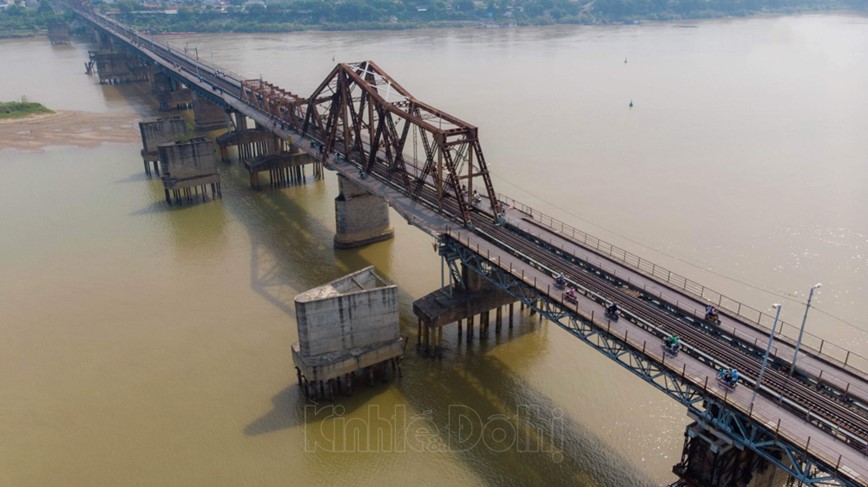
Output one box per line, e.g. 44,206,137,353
298,61,499,224
241,62,500,225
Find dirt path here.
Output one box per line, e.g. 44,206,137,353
0,111,140,151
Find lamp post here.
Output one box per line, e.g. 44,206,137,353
751,304,783,409
790,283,821,375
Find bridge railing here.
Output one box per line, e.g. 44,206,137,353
172,45,245,85
88,7,246,86
498,194,867,377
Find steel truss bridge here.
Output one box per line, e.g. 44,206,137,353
65,2,867,485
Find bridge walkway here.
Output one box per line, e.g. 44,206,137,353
491,199,868,406
445,221,868,484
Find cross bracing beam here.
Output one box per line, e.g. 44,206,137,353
439,234,857,487
303,61,499,225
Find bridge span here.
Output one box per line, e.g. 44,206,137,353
63,3,867,485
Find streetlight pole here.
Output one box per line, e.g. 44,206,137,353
751,304,783,409
790,283,821,375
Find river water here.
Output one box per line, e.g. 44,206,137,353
1,14,866,486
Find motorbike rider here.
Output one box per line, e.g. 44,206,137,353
607,303,619,315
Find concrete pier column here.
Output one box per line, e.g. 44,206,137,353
47,23,71,44
149,68,174,94
139,116,187,177
672,421,784,486
233,112,247,132
192,92,226,131
157,137,221,206
334,175,394,249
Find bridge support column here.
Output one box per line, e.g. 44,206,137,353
157,137,222,206
333,175,394,249
47,23,70,45
671,421,785,487
139,116,187,177
192,92,227,131
89,49,149,84
150,69,174,94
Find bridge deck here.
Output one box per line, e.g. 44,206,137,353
499,206,868,406
446,223,868,483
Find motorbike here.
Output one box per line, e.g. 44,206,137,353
717,368,738,389
563,288,578,304
705,311,721,326
605,306,620,321
554,274,566,290
663,340,680,356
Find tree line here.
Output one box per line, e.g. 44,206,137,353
0,1,67,37
1,0,865,36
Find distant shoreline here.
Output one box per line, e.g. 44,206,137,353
117,8,868,35
1,7,865,39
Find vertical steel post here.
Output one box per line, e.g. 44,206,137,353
751,304,782,408
790,283,821,375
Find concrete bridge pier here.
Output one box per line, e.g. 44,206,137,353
671,420,786,487
139,116,188,176
153,72,193,111
157,137,222,206
292,267,404,401
333,175,394,249
47,23,71,45
88,49,150,85
413,264,518,357
245,146,323,190
149,68,174,94
192,92,227,131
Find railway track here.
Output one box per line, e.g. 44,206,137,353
323,152,868,450
466,210,868,450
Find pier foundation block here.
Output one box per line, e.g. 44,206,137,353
292,266,404,401
334,175,394,249
192,92,226,131
157,137,222,205
671,420,785,487
139,116,188,176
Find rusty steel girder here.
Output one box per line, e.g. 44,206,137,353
300,61,499,225
240,79,306,130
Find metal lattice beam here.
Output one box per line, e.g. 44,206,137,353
440,235,855,487
303,61,499,225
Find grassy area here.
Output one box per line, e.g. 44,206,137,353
0,101,54,120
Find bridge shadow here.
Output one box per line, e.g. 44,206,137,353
92,64,656,482
245,316,654,486
114,171,150,184
205,153,653,484
214,159,395,317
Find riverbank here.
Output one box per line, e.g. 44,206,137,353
0,101,53,120
0,110,139,151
